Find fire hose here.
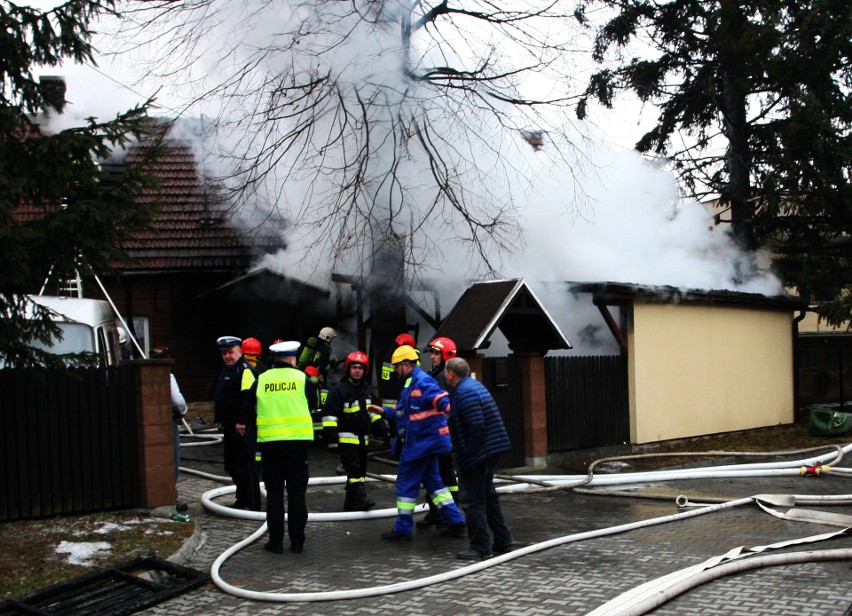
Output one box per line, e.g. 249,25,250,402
198,442,852,607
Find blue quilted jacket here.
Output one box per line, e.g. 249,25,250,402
448,376,511,470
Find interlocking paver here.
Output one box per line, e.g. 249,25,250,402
146,442,852,615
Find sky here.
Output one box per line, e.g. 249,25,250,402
27,1,784,354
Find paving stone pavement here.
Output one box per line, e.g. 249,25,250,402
144,440,852,615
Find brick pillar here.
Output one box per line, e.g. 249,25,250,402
133,360,176,508
516,352,548,468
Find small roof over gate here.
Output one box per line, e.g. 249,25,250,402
434,279,571,355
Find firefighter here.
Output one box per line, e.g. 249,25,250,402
418,336,460,529
241,337,267,373
297,327,336,442
370,345,465,541
321,350,384,511
213,335,261,511
239,340,317,554
379,332,420,402
297,326,336,385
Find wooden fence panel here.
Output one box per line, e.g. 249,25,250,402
545,355,629,451
480,357,526,468
0,366,139,522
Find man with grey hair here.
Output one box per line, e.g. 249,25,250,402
444,357,515,560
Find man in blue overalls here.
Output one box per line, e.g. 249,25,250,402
371,344,465,541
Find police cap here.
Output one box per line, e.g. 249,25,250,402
270,340,300,356
217,336,242,349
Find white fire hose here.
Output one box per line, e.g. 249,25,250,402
196,442,852,608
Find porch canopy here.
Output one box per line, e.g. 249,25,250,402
433,278,571,355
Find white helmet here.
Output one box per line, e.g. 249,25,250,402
318,327,336,343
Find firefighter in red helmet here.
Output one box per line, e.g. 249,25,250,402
320,350,380,511
241,337,267,372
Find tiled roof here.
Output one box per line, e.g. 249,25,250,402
14,121,285,273
121,129,285,272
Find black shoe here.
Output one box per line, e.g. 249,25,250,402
381,529,412,541
493,542,517,554
439,523,467,538
263,541,284,554
290,543,304,554
175,501,188,513
360,498,376,511
457,549,491,560
415,510,442,528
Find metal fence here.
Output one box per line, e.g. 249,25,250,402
0,366,139,522
545,355,629,452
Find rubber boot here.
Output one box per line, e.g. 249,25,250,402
416,501,443,528
344,483,360,512
358,484,375,511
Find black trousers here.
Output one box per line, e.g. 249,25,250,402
339,442,368,482
222,423,260,508
259,440,310,546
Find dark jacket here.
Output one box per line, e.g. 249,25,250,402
321,378,374,445
448,376,511,470
213,357,256,424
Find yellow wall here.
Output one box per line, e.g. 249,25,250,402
627,303,795,443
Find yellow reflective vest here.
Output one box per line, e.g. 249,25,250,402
255,366,314,442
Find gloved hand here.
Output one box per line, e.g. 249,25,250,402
305,366,319,378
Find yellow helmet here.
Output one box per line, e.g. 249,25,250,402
391,344,419,365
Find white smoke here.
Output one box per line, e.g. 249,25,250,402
30,2,784,356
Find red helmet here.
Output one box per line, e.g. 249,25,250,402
241,337,262,355
427,337,457,362
344,350,369,375
395,332,416,347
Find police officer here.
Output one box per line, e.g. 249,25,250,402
370,345,465,541
321,350,382,511
239,341,317,554
213,336,260,511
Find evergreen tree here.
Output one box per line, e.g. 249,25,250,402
0,0,156,367
576,0,851,326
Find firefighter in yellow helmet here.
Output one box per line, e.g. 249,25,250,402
369,345,465,541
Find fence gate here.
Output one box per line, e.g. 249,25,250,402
545,355,629,451
0,366,139,522
479,356,525,468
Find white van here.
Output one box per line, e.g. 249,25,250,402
26,295,123,366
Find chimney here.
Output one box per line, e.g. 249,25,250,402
39,75,67,113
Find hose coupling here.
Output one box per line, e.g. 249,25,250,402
800,464,830,477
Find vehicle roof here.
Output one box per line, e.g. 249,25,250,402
27,295,116,326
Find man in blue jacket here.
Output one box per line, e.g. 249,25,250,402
444,357,515,560
371,345,466,541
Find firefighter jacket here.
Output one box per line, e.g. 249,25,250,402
385,365,452,463
213,357,256,424
448,375,511,470
429,363,448,391
247,365,318,443
321,378,381,446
